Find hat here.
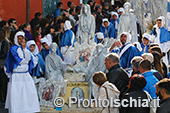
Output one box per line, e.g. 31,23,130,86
102,18,109,23
143,33,151,40
96,32,104,39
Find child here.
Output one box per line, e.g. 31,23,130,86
141,33,151,53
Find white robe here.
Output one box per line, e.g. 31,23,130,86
5,47,40,113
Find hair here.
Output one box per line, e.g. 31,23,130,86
106,53,120,63
149,43,159,48
67,1,73,8
128,74,147,90
57,2,63,8
0,21,7,28
92,71,107,87
142,53,154,63
155,78,170,95
76,5,81,13
150,46,163,58
39,18,50,29
8,18,16,26
152,51,164,77
44,25,55,36
131,56,143,70
32,25,41,42
87,0,93,5
23,23,30,29
95,5,101,11
0,30,5,41
69,8,75,15
3,27,11,40
35,12,41,18
139,59,151,71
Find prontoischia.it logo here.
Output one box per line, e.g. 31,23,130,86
54,97,160,108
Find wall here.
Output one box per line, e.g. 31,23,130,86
0,0,42,26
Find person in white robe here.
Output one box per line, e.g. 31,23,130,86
45,42,67,96
117,2,138,43
4,31,40,113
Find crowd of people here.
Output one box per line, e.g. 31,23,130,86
0,0,170,113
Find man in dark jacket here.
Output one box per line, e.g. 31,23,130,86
105,53,129,97
94,5,103,32
155,78,170,113
30,12,41,30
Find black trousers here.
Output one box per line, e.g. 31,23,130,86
0,68,8,104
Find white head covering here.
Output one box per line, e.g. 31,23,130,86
27,40,39,55
14,31,25,46
129,9,134,13
142,53,154,63
50,42,58,54
133,42,143,52
102,18,110,27
123,2,131,8
120,32,131,44
64,20,72,31
41,38,51,47
111,12,118,18
117,7,125,13
96,32,104,39
157,16,165,27
143,33,151,41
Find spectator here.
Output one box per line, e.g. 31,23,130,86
55,2,63,19
43,26,55,46
23,23,33,41
131,56,143,76
67,1,75,12
30,12,41,30
0,30,8,106
139,59,159,98
8,18,18,31
102,2,110,19
142,53,163,81
39,18,49,36
53,24,63,47
155,78,170,113
32,25,42,51
0,21,8,28
105,53,129,97
93,71,119,113
94,4,103,32
3,27,12,48
120,74,149,113
69,8,76,28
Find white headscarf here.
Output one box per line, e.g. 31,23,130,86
96,32,104,39
133,42,143,52
157,16,165,27
64,20,72,31
111,12,118,18
102,18,110,27
120,32,131,44
27,40,39,55
41,38,51,47
143,33,151,41
117,7,125,14
14,31,25,46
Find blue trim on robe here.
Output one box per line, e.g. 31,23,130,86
73,24,78,36
141,42,151,53
32,53,45,77
99,23,117,39
111,45,141,69
40,48,51,61
5,45,34,73
110,19,119,32
60,30,76,47
168,2,170,12
151,27,170,43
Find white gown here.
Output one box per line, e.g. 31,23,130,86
5,47,40,113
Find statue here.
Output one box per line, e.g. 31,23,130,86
45,42,67,96
128,0,147,33
117,2,138,43
76,4,96,44
85,44,106,99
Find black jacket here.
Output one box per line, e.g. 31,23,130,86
94,11,103,32
120,90,150,113
157,97,170,113
106,64,129,96
0,40,8,59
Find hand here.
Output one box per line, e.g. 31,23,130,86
64,12,70,17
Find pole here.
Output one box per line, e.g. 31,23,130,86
26,0,30,23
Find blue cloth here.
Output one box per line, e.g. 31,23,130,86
55,8,61,19
111,44,141,69
94,35,103,44
40,48,51,61
151,27,170,43
60,30,76,47
151,69,163,81
168,72,170,79
142,71,159,99
32,53,45,77
110,19,119,32
56,46,63,59
141,42,151,53
23,30,33,41
73,24,78,36
99,23,117,39
168,2,170,12
5,45,34,74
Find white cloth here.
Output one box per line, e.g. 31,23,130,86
133,42,143,52
5,47,40,113
117,7,125,14
43,34,53,46
14,31,25,46
96,32,104,39
64,20,72,31
41,37,51,46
